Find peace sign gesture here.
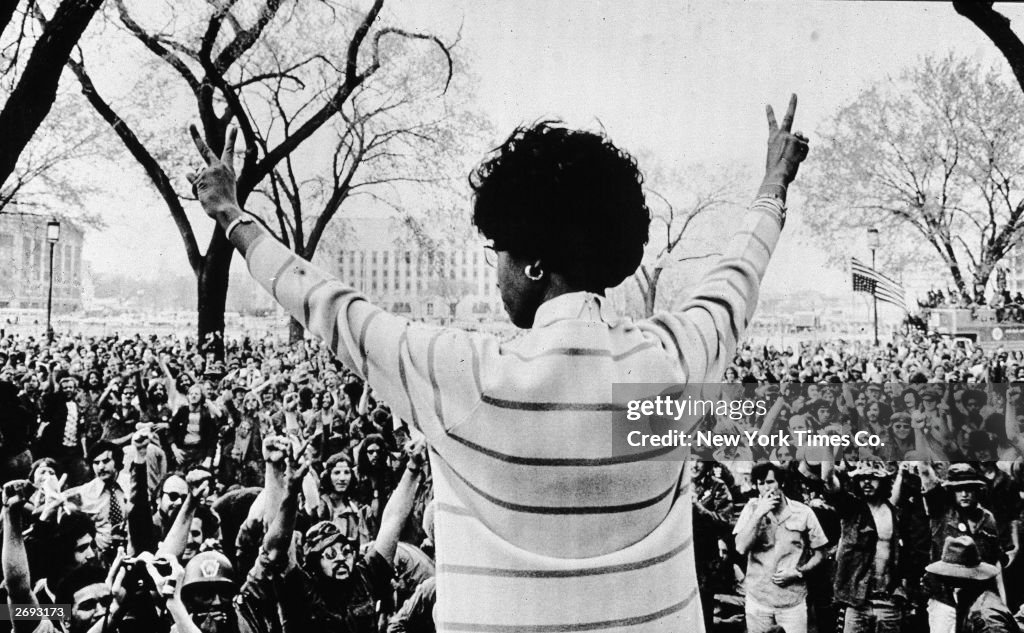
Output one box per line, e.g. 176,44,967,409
763,94,809,188
186,125,240,218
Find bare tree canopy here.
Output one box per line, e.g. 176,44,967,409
801,54,1024,302
0,0,105,196
56,0,456,357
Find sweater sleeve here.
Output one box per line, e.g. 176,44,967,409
243,235,483,442
640,198,784,383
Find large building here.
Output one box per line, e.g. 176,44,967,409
332,216,504,322
0,212,84,313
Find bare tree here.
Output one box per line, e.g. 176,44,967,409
54,0,452,358
0,0,105,200
802,54,1024,302
632,164,741,316
248,44,480,340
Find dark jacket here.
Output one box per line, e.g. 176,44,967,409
960,589,1021,633
37,391,85,457
923,486,1002,607
169,405,219,463
827,485,905,608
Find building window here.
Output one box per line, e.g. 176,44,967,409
372,251,377,264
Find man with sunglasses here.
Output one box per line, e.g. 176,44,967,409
232,436,426,633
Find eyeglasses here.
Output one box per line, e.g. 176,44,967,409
483,244,497,268
163,491,186,502
322,543,356,561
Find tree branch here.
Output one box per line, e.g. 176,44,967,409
364,27,453,93
954,1,1024,95
213,0,283,72
114,0,202,95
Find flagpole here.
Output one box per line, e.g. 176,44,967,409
868,228,880,346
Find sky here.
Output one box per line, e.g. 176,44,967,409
77,0,1024,312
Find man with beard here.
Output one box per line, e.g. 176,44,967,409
919,462,1003,633
822,459,907,633
28,510,99,610
232,435,424,633
37,371,90,486
146,472,188,537
158,468,220,566
65,442,127,561
54,566,114,633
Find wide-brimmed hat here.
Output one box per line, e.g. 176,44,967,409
925,536,998,580
942,463,987,490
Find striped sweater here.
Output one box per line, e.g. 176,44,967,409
244,198,784,632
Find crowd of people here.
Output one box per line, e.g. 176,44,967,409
919,287,1024,324
0,332,434,633
1,330,1024,632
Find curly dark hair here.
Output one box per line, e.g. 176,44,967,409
470,122,650,291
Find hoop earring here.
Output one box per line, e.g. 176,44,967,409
524,264,544,281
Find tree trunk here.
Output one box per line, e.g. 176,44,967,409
289,317,305,344
196,236,233,360
973,267,995,305
0,0,104,187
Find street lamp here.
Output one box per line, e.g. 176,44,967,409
867,227,880,346
45,219,60,344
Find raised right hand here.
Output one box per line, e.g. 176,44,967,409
187,125,239,219
755,490,780,517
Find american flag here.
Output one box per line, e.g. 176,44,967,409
851,257,907,312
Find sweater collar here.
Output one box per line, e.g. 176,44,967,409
532,292,617,328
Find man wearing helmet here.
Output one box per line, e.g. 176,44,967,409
179,551,238,633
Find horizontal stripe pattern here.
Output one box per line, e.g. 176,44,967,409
243,200,781,632
440,589,698,632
